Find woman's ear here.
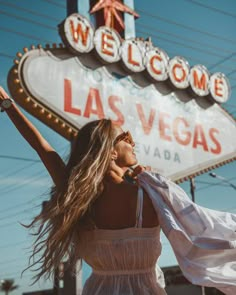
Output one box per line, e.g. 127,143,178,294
111,149,118,161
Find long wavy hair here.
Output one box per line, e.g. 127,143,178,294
25,119,115,282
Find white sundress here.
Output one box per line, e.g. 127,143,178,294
78,187,167,295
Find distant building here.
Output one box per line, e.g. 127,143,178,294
53,261,82,295
22,290,53,295
162,265,224,295
23,261,82,295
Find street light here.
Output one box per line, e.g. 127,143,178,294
209,172,236,190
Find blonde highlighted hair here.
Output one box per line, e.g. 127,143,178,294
25,119,115,282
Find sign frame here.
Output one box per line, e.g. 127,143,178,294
7,44,236,183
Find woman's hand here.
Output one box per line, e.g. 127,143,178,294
131,165,146,177
0,86,10,101
131,165,152,178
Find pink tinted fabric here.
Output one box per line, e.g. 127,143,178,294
78,227,166,295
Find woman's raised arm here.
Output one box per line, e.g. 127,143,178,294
0,86,66,187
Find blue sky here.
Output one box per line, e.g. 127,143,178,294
0,0,236,294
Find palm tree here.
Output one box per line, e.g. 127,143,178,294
0,279,18,295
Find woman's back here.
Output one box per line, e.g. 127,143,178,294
91,180,159,230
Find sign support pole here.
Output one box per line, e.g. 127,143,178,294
66,0,136,38
66,0,78,16
124,0,136,38
66,0,90,19
190,178,195,203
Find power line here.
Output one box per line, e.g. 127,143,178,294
0,240,29,250
0,169,46,196
0,145,67,198
0,264,29,275
0,197,40,215
196,180,229,187
3,0,236,67
0,163,42,196
196,175,236,192
225,103,236,108
136,29,236,78
184,0,236,18
0,145,67,215
0,1,61,22
40,0,66,9
1,3,235,76
0,155,40,162
0,163,44,194
0,9,56,31
137,9,236,45
208,53,236,71
0,272,35,282
0,218,29,229
137,30,236,81
227,69,236,77
0,257,22,266
138,23,235,56
1,162,38,181
0,205,39,222
0,26,52,43
0,52,15,59
0,270,25,279
1,5,235,76
0,144,68,196
137,28,236,62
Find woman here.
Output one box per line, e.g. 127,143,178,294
1,86,236,295
0,86,166,294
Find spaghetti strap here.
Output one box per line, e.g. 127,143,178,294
135,186,143,228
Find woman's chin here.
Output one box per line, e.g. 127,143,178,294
131,157,138,166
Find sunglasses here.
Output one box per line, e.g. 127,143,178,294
114,131,135,146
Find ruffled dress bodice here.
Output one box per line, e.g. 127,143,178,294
78,187,166,295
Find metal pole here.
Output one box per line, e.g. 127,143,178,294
190,177,205,295
201,286,206,295
190,177,195,203
124,0,136,39
66,0,78,16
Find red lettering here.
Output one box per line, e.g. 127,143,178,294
83,88,105,119
128,44,140,66
64,79,81,115
159,112,172,141
173,117,191,145
70,20,89,45
102,33,114,56
192,124,208,151
108,96,124,126
150,55,162,75
172,64,186,82
209,128,221,154
214,79,223,97
193,70,207,90
136,104,156,135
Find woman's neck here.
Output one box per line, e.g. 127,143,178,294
106,164,129,184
